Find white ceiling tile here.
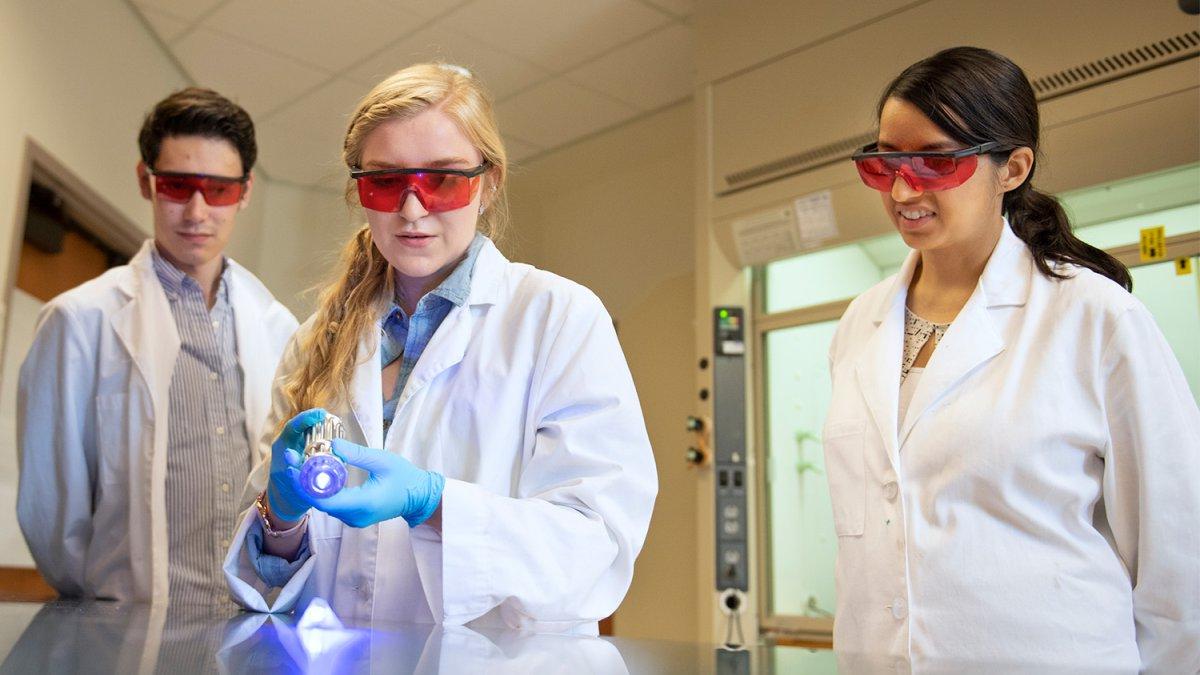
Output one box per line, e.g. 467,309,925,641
443,0,672,72
133,3,193,43
346,22,549,100
203,0,435,72
256,78,368,186
496,78,638,149
566,23,693,111
639,0,695,18
134,0,225,22
174,28,332,119
503,136,543,163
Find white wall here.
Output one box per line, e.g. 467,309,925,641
250,180,355,321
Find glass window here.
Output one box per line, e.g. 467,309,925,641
763,233,906,314
763,320,839,619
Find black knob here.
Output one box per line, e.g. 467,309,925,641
685,416,705,432
685,447,705,465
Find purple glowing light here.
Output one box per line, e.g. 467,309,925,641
299,454,347,499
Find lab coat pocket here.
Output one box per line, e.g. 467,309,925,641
822,420,866,537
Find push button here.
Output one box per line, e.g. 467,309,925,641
883,481,899,500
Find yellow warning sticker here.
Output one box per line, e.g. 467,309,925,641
1177,257,1194,276
1140,226,1166,262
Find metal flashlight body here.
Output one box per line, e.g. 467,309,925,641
299,415,347,499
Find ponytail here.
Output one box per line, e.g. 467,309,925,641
1004,182,1132,291
280,224,393,423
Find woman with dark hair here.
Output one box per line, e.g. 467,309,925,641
823,47,1199,670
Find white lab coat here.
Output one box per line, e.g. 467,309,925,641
823,222,1200,672
224,239,658,634
17,240,298,603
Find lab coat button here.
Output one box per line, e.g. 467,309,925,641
891,598,907,620
883,481,898,500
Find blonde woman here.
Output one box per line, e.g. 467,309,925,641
223,64,658,634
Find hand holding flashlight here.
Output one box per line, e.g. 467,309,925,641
266,408,327,524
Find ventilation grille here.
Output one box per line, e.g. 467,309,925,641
720,30,1200,194
1031,30,1200,97
723,131,875,189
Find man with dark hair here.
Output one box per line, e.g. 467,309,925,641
16,87,298,604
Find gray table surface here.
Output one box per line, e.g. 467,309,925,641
0,600,838,674
0,601,1136,674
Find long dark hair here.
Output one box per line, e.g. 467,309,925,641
879,47,1131,291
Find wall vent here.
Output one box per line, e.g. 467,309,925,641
719,30,1200,195
722,131,875,191
1031,30,1200,99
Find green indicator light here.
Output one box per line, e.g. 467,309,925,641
719,309,729,319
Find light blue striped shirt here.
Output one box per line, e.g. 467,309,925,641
152,248,251,606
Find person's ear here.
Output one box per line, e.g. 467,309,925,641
480,167,500,211
239,170,254,210
998,147,1034,193
137,162,152,200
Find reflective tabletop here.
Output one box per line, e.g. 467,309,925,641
0,601,1138,674
0,600,833,675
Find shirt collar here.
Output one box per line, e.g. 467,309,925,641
428,232,486,307
150,243,231,301
389,232,487,316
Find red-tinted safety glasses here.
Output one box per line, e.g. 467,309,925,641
350,162,489,213
851,142,1003,192
148,169,248,206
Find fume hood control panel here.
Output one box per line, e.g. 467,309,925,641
713,307,748,591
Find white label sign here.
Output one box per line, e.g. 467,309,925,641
792,189,838,243
730,206,798,266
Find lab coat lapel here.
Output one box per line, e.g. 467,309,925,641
398,304,474,408
350,329,385,449
228,263,271,453
854,257,913,471
108,240,179,601
397,240,505,410
110,242,180,424
898,222,1031,447
897,286,1003,446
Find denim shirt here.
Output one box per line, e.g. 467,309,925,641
248,233,487,587
380,232,486,434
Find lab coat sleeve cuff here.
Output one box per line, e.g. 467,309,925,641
246,517,312,588
224,507,316,613
438,478,496,623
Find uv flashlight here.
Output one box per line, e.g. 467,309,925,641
299,415,347,499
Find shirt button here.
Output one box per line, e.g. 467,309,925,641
215,426,226,435
221,482,231,493
891,598,907,620
212,320,220,329
209,372,219,381
220,538,230,549
883,481,899,500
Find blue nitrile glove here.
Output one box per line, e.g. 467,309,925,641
309,439,445,529
266,408,327,523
